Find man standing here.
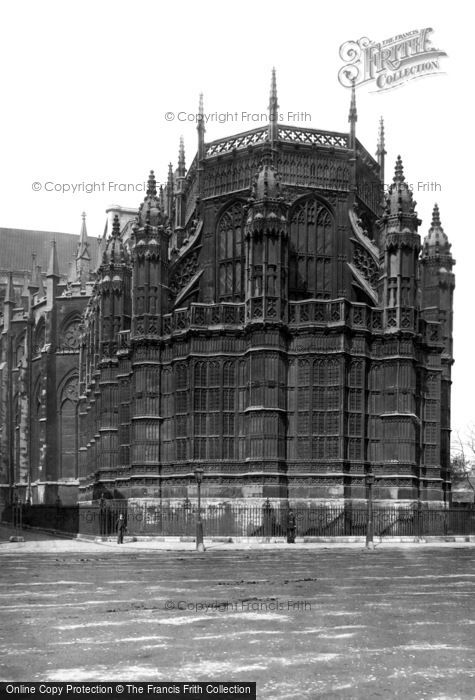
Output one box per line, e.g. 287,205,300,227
117,513,126,544
287,509,296,544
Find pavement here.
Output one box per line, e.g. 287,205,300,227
1,524,475,553
1,524,475,698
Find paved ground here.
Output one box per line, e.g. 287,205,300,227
0,526,474,699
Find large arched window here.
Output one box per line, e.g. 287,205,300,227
217,202,244,301
289,198,334,299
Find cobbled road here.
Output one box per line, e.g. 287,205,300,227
1,539,474,698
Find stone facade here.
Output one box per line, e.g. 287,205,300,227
0,74,455,508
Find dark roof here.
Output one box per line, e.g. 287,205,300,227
0,227,99,276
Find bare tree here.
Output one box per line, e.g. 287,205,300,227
451,427,475,493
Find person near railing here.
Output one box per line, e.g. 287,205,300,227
117,513,126,544
287,509,296,544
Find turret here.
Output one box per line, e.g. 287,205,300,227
174,137,187,246
97,214,131,357
244,162,288,324
379,156,421,332
130,171,169,338
420,204,455,357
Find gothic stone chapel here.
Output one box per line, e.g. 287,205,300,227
0,71,455,509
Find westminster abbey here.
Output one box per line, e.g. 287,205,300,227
0,72,455,508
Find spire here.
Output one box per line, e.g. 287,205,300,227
393,154,405,183
78,212,88,254
111,213,121,238
5,271,15,305
178,136,186,177
348,79,357,149
102,214,128,267
94,234,106,274
137,169,165,228
422,203,452,257
146,170,157,197
167,162,174,188
47,240,60,277
376,116,386,184
76,212,91,284
268,67,279,143
199,92,204,121
384,156,417,219
431,203,442,229
377,116,385,153
197,93,205,160
166,163,174,218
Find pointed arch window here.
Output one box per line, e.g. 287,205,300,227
217,203,244,301
289,198,334,299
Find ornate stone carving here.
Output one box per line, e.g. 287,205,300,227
61,320,82,350
352,242,379,288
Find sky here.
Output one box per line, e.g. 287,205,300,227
0,0,472,440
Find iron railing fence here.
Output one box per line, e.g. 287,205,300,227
2,502,475,538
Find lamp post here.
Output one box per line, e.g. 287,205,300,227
15,496,22,539
365,471,375,549
194,468,205,552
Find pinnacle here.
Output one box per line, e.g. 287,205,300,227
269,67,279,113
378,117,385,148
348,78,357,123
112,214,121,238
47,240,60,277
146,170,157,197
178,136,186,176
431,203,442,229
393,155,405,183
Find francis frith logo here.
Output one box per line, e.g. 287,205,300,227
338,28,447,91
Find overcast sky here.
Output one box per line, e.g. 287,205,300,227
0,0,472,440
